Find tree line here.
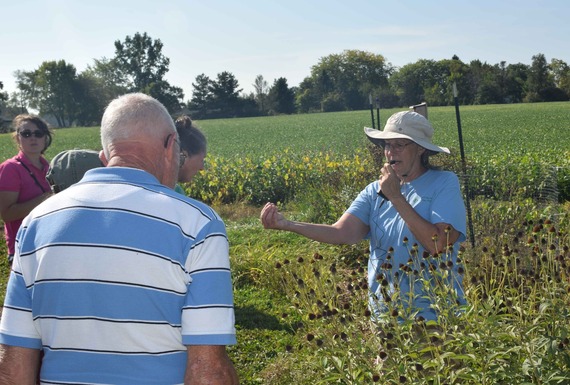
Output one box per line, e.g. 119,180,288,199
1,31,569,129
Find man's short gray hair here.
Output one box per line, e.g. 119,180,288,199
100,93,175,159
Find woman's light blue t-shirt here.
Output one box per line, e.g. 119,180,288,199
346,169,467,321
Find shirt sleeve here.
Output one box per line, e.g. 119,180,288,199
0,252,43,349
181,218,236,346
0,161,21,192
345,181,378,238
430,172,467,242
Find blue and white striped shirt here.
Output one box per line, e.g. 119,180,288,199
0,167,236,385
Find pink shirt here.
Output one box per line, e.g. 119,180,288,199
0,151,50,254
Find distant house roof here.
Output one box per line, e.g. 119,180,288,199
40,114,61,128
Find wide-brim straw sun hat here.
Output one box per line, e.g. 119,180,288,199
364,111,450,155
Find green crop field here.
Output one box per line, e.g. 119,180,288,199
195,102,570,161
1,102,569,162
1,102,569,384
5,102,567,205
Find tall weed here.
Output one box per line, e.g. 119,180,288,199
244,202,570,384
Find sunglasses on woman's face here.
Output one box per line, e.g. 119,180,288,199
19,130,46,138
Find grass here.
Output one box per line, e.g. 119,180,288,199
1,103,570,383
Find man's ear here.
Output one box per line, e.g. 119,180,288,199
162,133,181,171
162,133,180,188
99,150,108,166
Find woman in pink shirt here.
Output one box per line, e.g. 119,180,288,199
0,114,53,263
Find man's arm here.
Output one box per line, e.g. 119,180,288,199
185,345,238,385
0,344,41,385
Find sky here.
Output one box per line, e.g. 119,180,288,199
1,0,569,101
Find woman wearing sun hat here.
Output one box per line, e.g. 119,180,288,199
261,110,467,322
0,114,53,264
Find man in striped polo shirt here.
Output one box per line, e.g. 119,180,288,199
0,93,238,384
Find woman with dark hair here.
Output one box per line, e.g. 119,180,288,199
173,115,207,194
0,114,53,263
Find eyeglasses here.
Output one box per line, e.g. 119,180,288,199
163,133,186,168
173,138,187,168
179,151,187,167
19,130,46,138
383,141,414,152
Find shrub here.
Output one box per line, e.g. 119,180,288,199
182,147,569,208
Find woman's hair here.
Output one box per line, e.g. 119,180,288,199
174,115,207,156
421,149,442,170
12,114,53,153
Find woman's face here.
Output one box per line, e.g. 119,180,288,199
383,139,426,181
178,151,206,183
17,121,48,156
